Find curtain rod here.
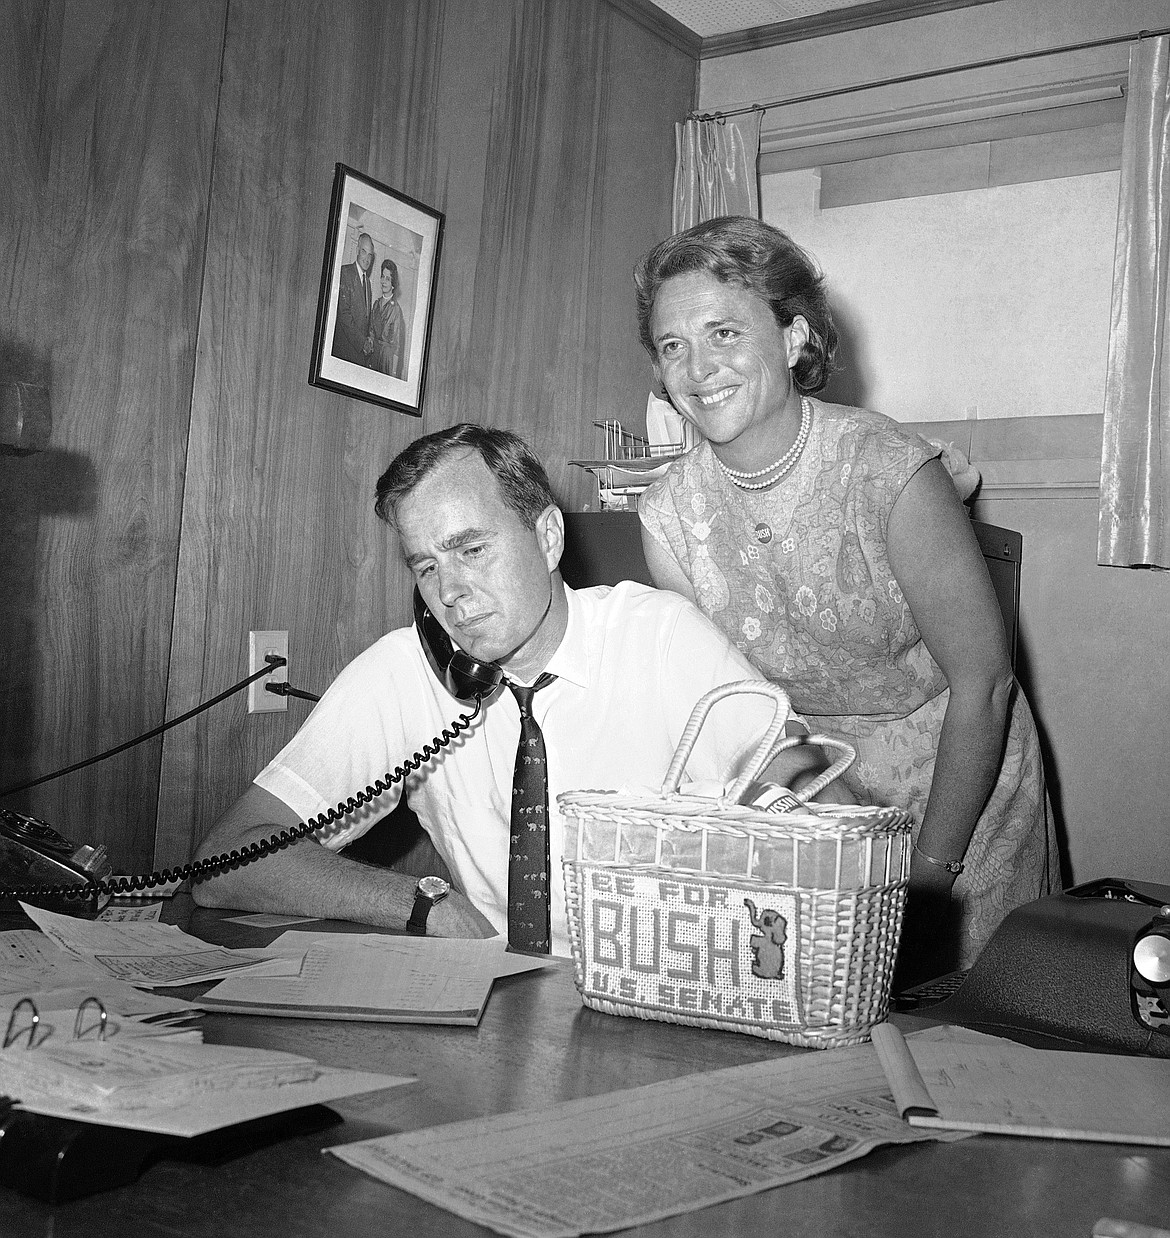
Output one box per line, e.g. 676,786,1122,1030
690,25,1170,121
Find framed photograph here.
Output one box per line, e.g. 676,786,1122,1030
309,164,444,416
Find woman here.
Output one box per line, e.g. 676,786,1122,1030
367,257,409,379
634,216,1060,983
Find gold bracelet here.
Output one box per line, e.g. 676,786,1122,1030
913,842,964,875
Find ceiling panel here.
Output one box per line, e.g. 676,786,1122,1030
641,0,999,55
653,0,899,38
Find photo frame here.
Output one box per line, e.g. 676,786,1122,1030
309,164,444,416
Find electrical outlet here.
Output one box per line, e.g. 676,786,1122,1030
248,630,288,713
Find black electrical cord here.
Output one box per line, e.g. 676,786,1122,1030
265,682,321,704
0,656,295,799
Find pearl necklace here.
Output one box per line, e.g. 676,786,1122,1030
715,398,811,491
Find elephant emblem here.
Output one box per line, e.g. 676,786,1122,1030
745,898,788,980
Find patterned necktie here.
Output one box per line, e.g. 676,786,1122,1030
506,673,556,953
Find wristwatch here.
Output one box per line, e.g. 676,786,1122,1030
406,875,451,935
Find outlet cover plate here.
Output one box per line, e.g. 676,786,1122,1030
248,630,288,713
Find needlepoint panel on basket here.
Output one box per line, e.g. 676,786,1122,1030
567,865,804,1033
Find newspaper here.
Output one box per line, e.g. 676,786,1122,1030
328,1027,972,1238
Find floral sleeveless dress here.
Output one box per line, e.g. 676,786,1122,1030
639,399,1060,967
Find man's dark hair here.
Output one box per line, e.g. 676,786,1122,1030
633,215,838,394
375,424,557,531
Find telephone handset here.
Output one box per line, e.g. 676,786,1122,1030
0,600,498,912
413,587,505,703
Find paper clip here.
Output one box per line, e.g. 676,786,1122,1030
3,996,110,1048
3,998,40,1049
73,996,108,1042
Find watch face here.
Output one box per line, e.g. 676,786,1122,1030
417,875,450,900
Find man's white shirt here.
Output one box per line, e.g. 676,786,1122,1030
255,581,778,955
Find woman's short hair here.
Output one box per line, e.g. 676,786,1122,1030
375,424,556,531
380,257,399,292
633,216,837,394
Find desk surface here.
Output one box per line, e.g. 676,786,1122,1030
5,902,1170,1238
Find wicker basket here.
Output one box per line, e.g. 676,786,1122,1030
559,681,912,1048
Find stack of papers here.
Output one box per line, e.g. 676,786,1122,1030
4,906,552,1139
199,930,553,1025
2,913,444,1136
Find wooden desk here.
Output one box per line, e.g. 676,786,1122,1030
4,903,1170,1237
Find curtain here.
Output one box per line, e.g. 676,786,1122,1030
672,111,762,232
1098,35,1170,568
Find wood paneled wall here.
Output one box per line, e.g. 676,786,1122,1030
152,0,694,866
0,0,695,872
0,0,226,869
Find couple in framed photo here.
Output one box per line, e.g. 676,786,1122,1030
332,230,410,380
310,164,443,417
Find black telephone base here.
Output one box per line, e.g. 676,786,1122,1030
0,1104,342,1203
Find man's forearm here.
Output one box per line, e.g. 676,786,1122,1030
191,784,497,938
191,783,416,925
192,833,417,926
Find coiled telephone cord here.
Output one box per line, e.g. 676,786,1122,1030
0,696,484,904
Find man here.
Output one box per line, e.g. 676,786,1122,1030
193,425,831,954
331,232,375,365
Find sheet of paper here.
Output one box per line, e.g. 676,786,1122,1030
21,903,268,986
0,930,203,1020
255,928,551,973
98,902,163,922
1,1037,410,1137
199,933,552,1025
0,929,111,992
873,1022,1170,1145
492,950,561,978
328,1029,968,1238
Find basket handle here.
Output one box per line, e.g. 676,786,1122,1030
739,733,857,805
661,680,792,798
